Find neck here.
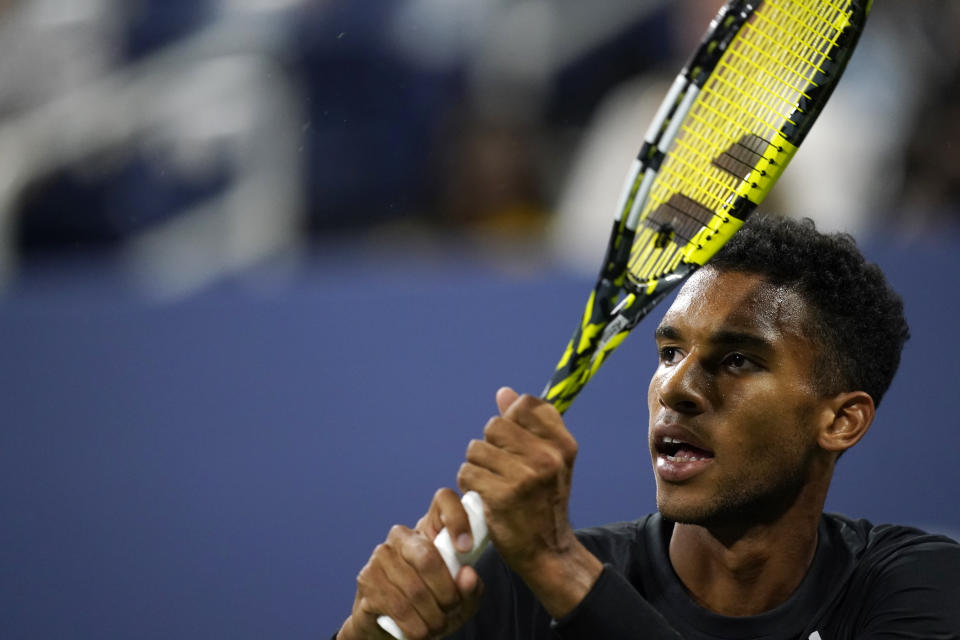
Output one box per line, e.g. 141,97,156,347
667,473,829,616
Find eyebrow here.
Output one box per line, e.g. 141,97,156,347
655,324,775,352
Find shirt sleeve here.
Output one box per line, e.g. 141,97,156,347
549,564,683,640
856,538,960,638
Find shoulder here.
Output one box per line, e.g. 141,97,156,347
826,513,960,566
825,514,960,633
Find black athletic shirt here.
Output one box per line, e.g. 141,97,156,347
446,513,960,640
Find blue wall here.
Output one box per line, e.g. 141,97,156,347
2,237,959,638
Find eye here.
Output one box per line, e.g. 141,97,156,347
659,346,682,365
722,352,758,371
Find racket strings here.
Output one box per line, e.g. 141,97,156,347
749,9,839,84
626,0,852,286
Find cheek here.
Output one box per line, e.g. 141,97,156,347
647,370,660,410
718,388,793,450
729,395,818,459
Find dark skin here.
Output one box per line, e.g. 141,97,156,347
337,268,875,638
651,269,874,615
338,389,600,640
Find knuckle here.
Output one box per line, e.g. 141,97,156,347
356,594,374,616
527,446,561,476
437,589,461,612
355,566,369,589
406,580,429,605
388,591,411,616
425,614,447,636
515,464,539,490
543,446,564,469
516,393,539,410
408,627,429,640
482,416,504,440
409,539,440,571
387,524,409,542
464,438,482,460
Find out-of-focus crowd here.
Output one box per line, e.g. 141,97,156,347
0,0,956,293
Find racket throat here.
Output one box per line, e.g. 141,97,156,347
610,265,696,336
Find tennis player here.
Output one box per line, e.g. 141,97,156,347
335,216,960,639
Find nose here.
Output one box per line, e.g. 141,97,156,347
651,354,708,415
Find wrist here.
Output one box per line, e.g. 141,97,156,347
515,539,603,619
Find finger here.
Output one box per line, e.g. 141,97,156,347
496,386,519,415
355,550,430,640
502,393,561,433
419,488,469,547
380,529,452,635
481,415,541,453
455,565,479,596
432,488,474,554
451,567,485,627
466,436,567,502
457,460,511,504
394,530,464,614
465,437,530,479
481,416,574,479
501,394,577,458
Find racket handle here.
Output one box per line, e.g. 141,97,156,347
376,491,490,639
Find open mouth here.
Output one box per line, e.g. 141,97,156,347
655,436,715,463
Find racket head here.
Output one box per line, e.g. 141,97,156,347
544,0,872,413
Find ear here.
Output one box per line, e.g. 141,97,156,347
817,391,875,454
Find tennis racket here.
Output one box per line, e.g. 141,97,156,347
378,0,871,636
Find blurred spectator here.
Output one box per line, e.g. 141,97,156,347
122,0,215,62
1,0,305,295
1,0,679,287
290,0,466,235
882,3,960,233
893,67,960,232
7,0,954,292
292,0,673,251
0,0,123,117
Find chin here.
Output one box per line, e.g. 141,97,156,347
657,484,801,530
656,491,717,525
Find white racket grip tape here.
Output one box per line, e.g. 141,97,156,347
376,491,490,639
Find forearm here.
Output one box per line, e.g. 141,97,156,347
512,536,683,639
551,564,683,640
514,539,604,620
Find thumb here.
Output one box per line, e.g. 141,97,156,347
495,386,520,416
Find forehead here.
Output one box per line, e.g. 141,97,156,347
660,268,810,341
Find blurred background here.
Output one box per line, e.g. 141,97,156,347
1,0,959,637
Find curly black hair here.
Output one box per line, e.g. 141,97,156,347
706,215,909,407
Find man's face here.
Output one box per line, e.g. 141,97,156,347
648,268,830,526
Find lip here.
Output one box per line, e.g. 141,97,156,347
650,422,715,483
651,422,713,453
655,454,714,482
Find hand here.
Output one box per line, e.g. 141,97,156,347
338,489,484,640
457,388,602,617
